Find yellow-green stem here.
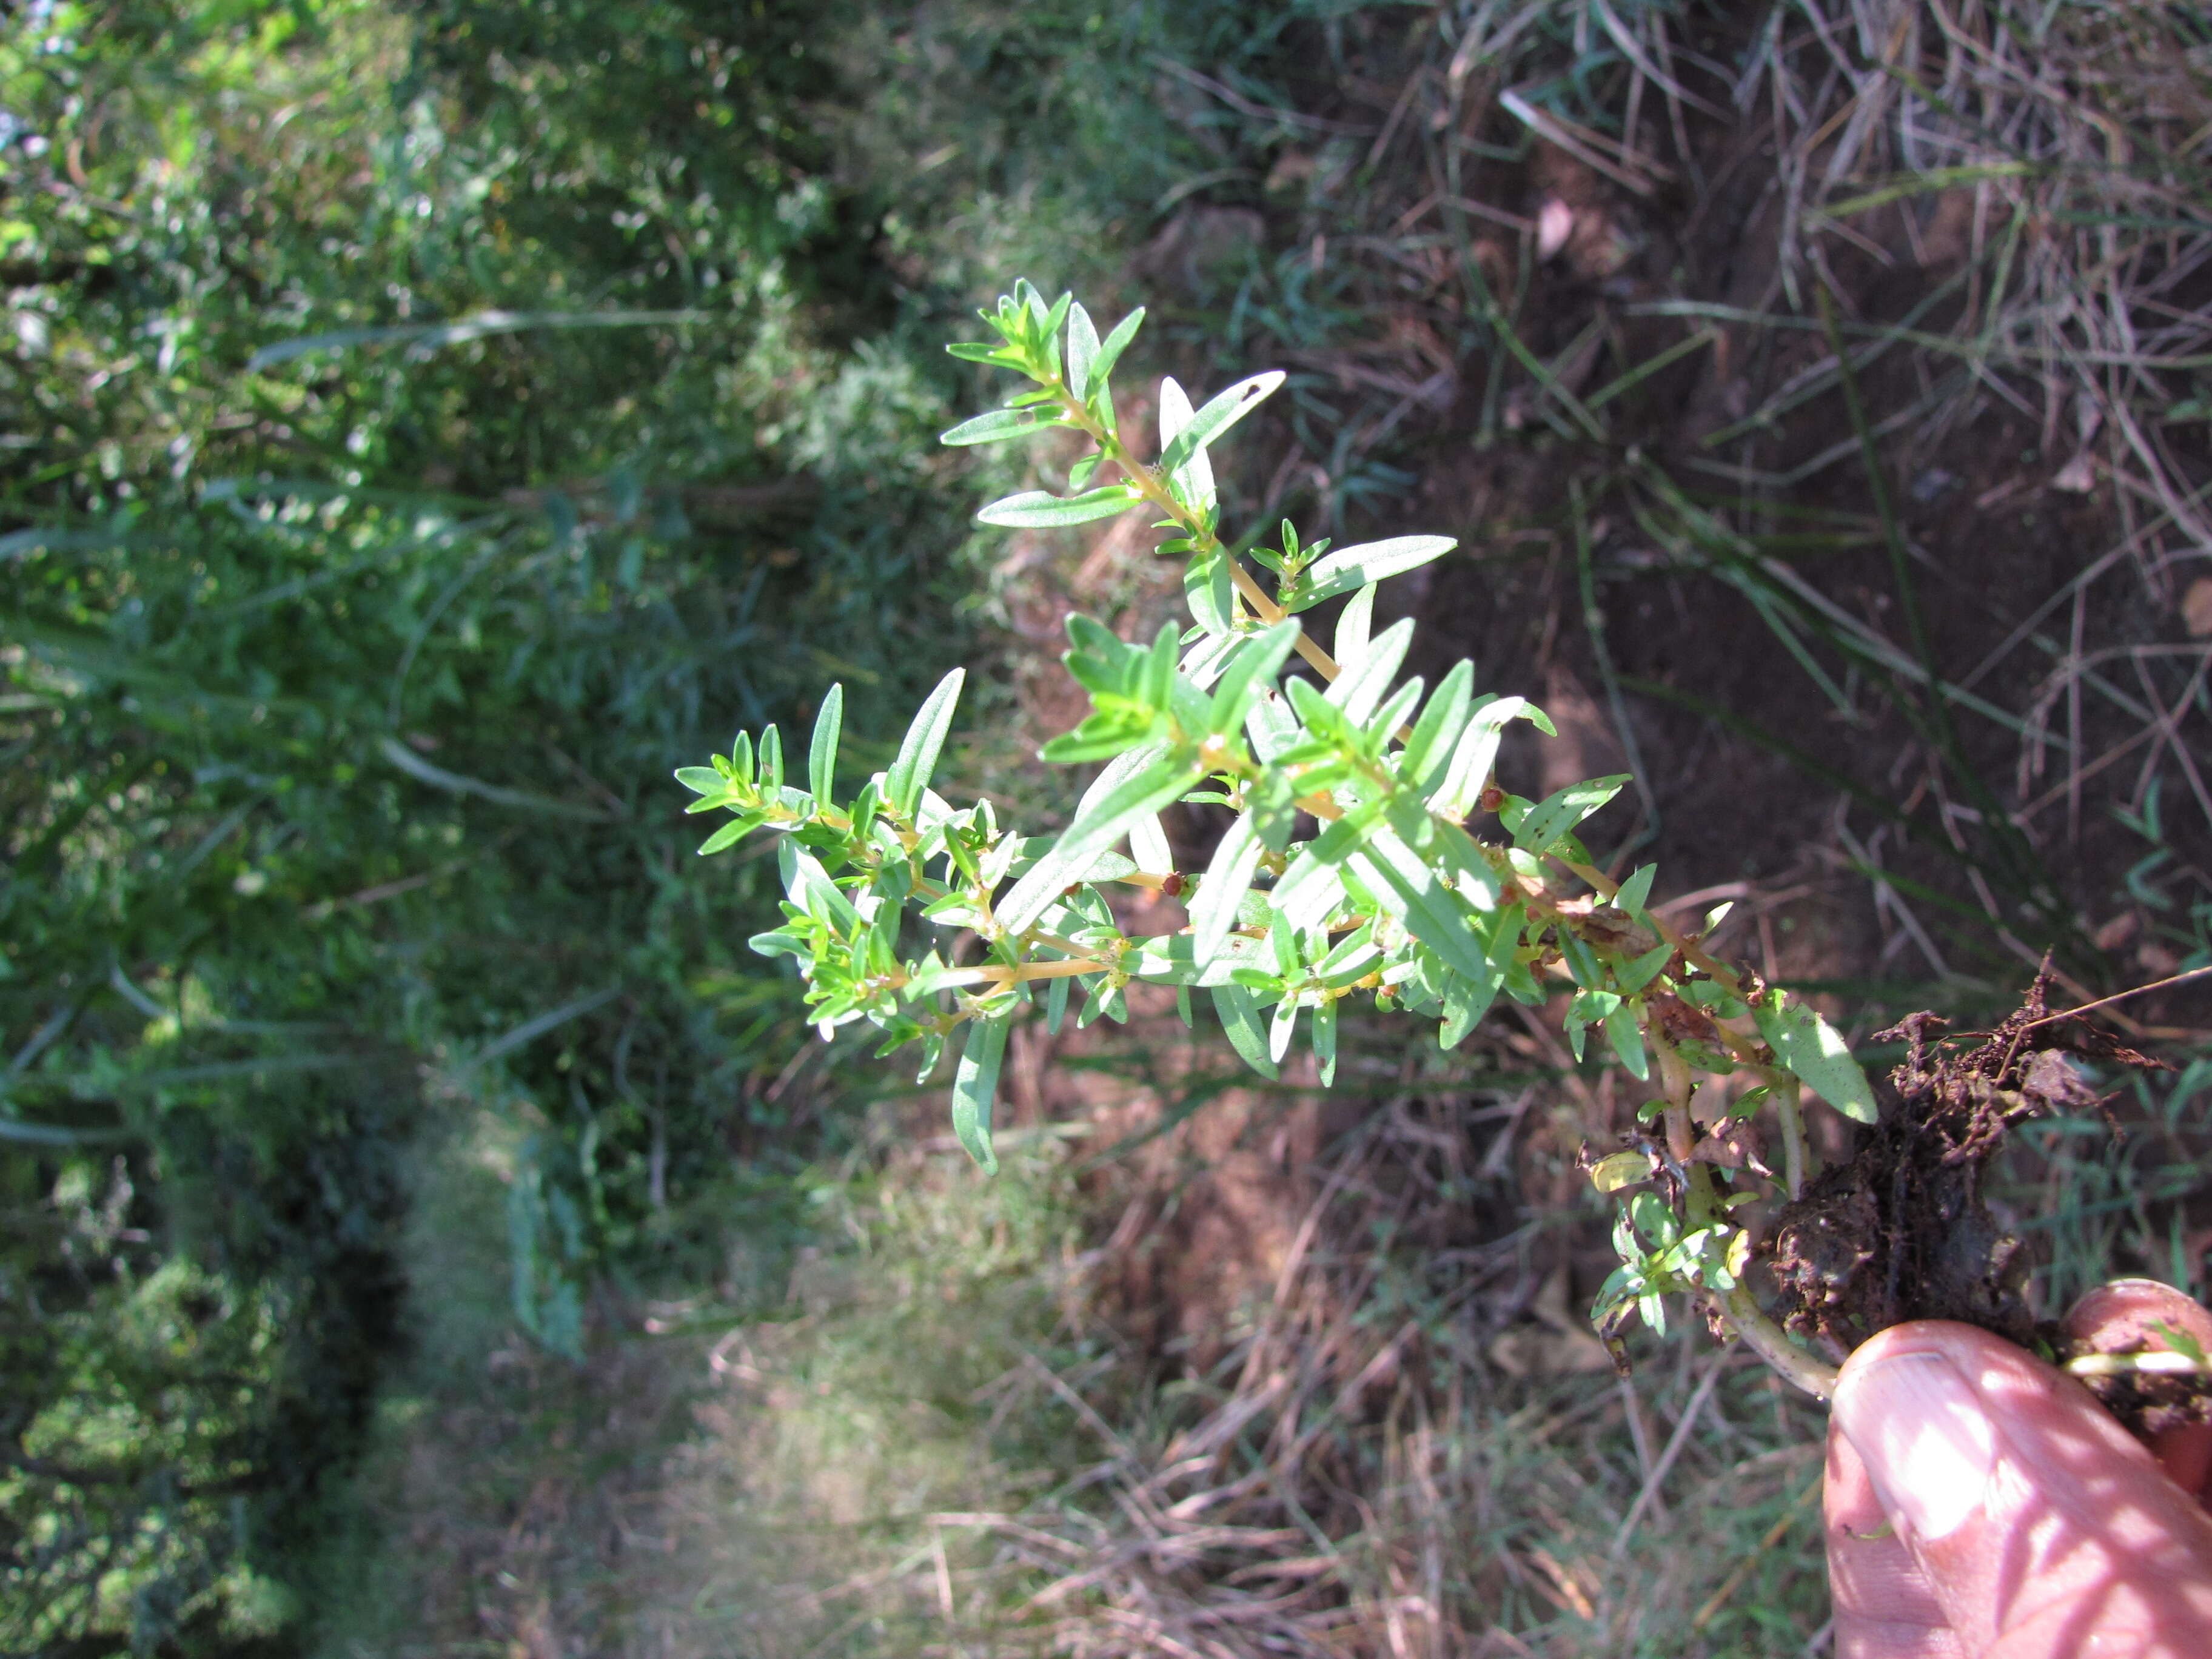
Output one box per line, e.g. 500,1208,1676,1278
1051,380,1341,680
1719,1284,1838,1399
1777,1076,1807,1202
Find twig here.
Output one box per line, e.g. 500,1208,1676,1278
2016,964,2212,1031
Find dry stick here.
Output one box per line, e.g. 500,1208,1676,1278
1610,1353,1729,1558
2014,963,2212,1032
1689,1476,1823,1631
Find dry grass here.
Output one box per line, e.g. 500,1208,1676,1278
1137,0,2212,990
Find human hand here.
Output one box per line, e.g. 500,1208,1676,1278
1825,1281,2212,1657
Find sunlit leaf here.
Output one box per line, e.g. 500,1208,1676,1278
888,668,966,817
1190,814,1265,965
1157,372,1284,475
1210,984,1279,1080
977,486,1142,527
1754,995,1879,1124
807,683,844,803
950,1013,1011,1174
940,406,1061,446
1286,535,1455,611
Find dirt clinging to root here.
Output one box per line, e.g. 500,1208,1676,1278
1762,971,2200,1435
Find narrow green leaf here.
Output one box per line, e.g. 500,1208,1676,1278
760,723,784,793
996,745,1168,934
1335,582,1376,664
1401,660,1474,788
1347,828,1491,984
674,765,725,796
1157,377,1215,512
1157,372,1285,475
1211,984,1279,1080
1325,617,1414,726
1190,814,1265,964
1269,993,1300,1064
1557,925,1604,988
977,487,1142,528
1034,293,1071,370
1615,940,1673,994
1185,547,1235,636
1614,863,1658,918
808,683,844,804
1313,922,1380,984
696,818,756,856
1121,930,1269,987
1439,954,1500,1049
1205,621,1300,736
1312,999,1338,1087
940,407,1061,447
786,849,858,928
1054,755,1202,869
888,668,966,818
1427,696,1545,820
1245,684,1298,762
1362,677,1425,744
1513,775,1629,854
947,340,1024,366
1605,1004,1651,1079
1144,620,1179,714
1066,301,1101,401
1045,972,1071,1036
951,1013,1011,1174
1130,811,1175,876
1287,536,1455,611
1272,812,1370,933
1088,306,1145,400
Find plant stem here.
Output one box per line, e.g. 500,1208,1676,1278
1052,380,1341,680
1654,1037,1697,1164
2066,1352,2212,1378
982,958,1110,984
1776,1076,1807,1202
1719,1283,1839,1399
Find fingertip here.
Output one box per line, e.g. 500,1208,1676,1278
2064,1278,2212,1502
2064,1278,2212,1356
1826,1418,1957,1654
1834,1317,2212,1654
1832,1337,1999,1544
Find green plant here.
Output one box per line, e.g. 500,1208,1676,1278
683,280,1888,1399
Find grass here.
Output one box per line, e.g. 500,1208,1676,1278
1133,0,2212,981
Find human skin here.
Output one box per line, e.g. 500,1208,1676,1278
1825,1280,2212,1658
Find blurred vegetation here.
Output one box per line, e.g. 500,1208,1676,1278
0,0,1373,1649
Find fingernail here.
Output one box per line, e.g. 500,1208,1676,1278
1835,1352,1997,1542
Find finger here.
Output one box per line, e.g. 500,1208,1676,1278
1826,1419,1964,1659
2065,1279,2212,1505
1832,1320,2212,1659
